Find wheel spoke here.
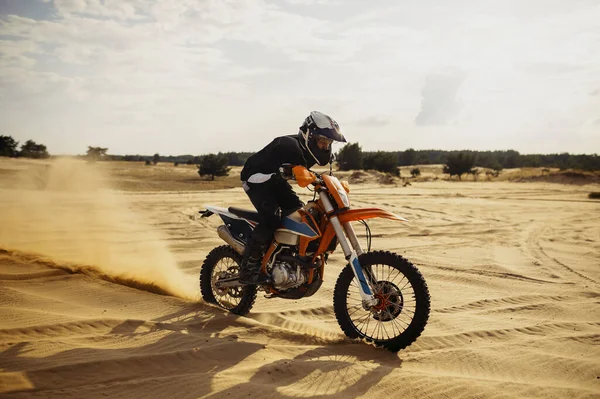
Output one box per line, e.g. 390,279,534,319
348,306,364,318
380,314,393,340
392,314,411,329
375,321,383,339
383,320,392,339
387,311,399,337
211,256,244,309
344,261,424,342
389,269,404,286
353,312,371,331
385,264,392,283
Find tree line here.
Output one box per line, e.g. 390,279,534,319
337,145,600,173
85,147,235,180
102,151,253,166
0,135,49,159
2,133,599,181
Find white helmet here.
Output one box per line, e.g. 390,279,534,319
298,111,346,166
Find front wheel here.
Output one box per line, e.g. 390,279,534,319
333,251,430,352
199,245,257,316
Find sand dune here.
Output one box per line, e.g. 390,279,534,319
0,158,599,398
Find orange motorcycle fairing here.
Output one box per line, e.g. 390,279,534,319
337,208,408,224
311,224,337,261
310,207,407,261
322,174,349,209
298,209,322,256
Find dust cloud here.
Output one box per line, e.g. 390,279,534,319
0,158,199,300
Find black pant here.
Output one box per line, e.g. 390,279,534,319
243,178,303,256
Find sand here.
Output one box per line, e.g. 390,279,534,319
0,158,599,398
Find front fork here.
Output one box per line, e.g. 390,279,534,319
319,192,379,309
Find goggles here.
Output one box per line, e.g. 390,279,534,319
314,134,333,149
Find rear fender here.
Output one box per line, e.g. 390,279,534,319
201,205,256,245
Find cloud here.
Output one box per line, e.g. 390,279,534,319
415,72,465,126
0,0,599,154
283,0,341,4
0,39,39,69
52,0,147,21
355,116,390,127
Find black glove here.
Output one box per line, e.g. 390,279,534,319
278,163,295,180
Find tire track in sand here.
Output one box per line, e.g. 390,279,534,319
526,225,598,285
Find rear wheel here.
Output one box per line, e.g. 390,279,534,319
200,245,257,316
333,251,430,352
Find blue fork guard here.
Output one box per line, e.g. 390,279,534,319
351,257,373,296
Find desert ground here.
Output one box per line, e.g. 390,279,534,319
0,157,599,398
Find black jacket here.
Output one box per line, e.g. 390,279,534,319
241,135,314,182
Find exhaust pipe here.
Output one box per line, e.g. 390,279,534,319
217,225,245,255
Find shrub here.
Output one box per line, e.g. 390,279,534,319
470,168,481,181
410,167,421,178
0,135,19,157
378,173,396,185
198,153,230,180
19,140,50,159
348,171,368,184
86,146,108,162
443,152,476,180
490,163,503,177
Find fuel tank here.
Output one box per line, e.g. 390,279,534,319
274,211,302,245
274,210,320,245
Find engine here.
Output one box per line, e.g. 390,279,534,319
267,247,324,299
271,261,307,290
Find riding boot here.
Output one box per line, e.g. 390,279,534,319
239,235,270,285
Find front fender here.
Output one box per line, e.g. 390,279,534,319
337,208,408,223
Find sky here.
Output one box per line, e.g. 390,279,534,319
0,0,599,156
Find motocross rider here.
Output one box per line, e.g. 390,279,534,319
238,111,347,285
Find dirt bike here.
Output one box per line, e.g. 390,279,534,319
199,165,430,352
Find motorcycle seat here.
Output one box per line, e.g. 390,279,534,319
228,207,263,223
